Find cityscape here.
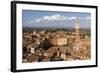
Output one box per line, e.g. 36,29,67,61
22,10,91,63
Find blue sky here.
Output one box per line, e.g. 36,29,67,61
22,10,91,28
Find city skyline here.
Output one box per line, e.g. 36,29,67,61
22,10,91,28
22,10,91,63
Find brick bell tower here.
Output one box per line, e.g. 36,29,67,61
75,17,80,50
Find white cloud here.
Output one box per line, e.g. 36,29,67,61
43,14,67,21
30,14,90,23
68,16,77,20
33,14,67,23
35,18,42,23
85,16,91,20
68,16,91,20
43,16,51,20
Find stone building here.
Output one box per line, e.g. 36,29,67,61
49,35,67,46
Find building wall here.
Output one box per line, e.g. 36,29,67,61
50,37,58,46
57,38,67,46
50,37,67,46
